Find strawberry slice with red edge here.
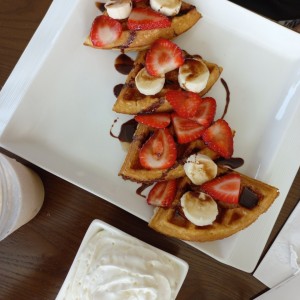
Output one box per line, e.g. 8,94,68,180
145,38,184,77
202,119,233,158
166,90,202,118
128,7,171,31
201,173,241,204
190,97,217,127
90,15,122,47
135,113,171,128
139,128,177,169
147,179,177,207
172,113,206,144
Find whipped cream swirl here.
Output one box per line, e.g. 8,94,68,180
62,229,182,299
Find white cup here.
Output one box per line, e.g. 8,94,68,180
0,153,45,241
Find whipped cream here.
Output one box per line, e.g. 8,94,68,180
61,228,183,300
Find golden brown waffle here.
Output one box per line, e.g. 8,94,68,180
119,123,220,183
148,172,279,242
113,50,223,114
84,2,201,51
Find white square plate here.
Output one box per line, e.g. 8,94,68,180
0,0,300,272
56,219,189,299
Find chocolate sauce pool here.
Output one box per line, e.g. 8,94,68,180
216,157,244,169
114,84,124,97
113,54,134,97
114,54,134,75
110,118,137,143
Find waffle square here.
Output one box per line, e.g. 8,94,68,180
113,50,223,115
148,172,279,242
84,1,202,51
119,123,220,183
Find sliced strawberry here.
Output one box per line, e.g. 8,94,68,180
172,113,206,144
145,38,184,77
202,119,233,158
127,7,171,31
190,97,217,127
90,15,122,47
166,90,202,118
147,180,177,207
139,128,177,169
201,173,241,204
135,113,171,128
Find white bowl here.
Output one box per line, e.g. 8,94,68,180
56,219,189,300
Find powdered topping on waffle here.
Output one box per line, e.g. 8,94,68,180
84,1,201,51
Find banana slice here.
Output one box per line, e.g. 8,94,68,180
184,153,217,185
150,0,182,16
181,191,218,226
178,58,210,93
135,67,165,95
105,0,132,20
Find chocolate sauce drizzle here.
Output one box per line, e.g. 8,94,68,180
120,31,137,50
220,78,230,119
136,183,152,198
95,2,105,12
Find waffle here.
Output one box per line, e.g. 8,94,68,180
119,123,220,183
84,2,201,51
148,171,279,242
113,50,223,114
